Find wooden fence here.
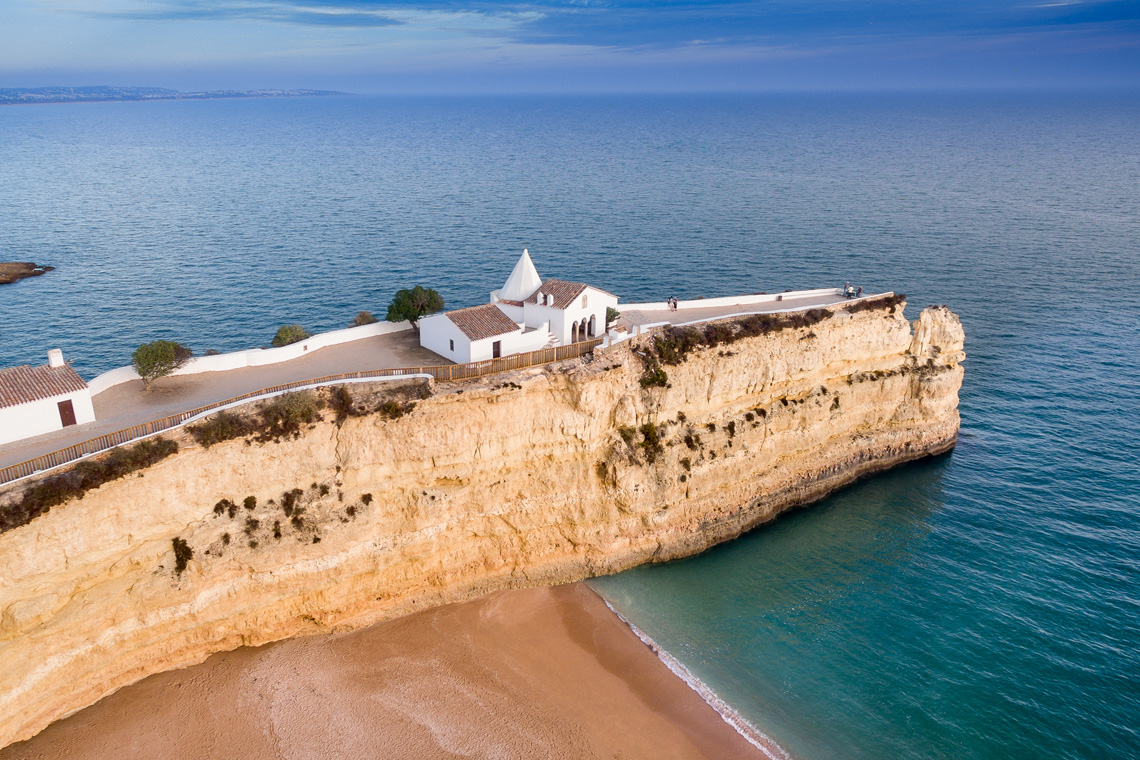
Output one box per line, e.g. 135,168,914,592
0,338,604,486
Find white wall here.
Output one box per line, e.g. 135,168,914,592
87,366,142,396
467,336,495,362
509,326,551,355
450,325,544,362
521,288,616,345
0,388,96,446
561,289,618,344
621,287,842,312
88,320,414,396
522,302,564,342
418,314,474,364
494,302,525,323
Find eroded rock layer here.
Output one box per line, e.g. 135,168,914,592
0,302,964,749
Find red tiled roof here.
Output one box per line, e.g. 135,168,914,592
525,279,588,309
497,298,524,307
0,363,88,410
446,303,521,341
525,279,617,310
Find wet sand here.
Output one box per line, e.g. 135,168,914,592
2,583,768,760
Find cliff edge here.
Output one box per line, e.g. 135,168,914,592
0,300,964,748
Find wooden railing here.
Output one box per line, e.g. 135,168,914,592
0,338,604,486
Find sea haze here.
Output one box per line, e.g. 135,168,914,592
2,93,1138,759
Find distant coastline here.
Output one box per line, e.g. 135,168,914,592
0,86,349,106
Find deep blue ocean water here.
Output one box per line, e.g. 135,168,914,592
2,93,1138,758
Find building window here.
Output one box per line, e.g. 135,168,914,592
450,339,454,351
582,294,588,307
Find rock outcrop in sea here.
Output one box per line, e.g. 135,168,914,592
0,299,964,749
0,263,53,285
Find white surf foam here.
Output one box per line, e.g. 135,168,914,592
600,598,796,760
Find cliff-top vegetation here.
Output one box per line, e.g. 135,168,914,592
637,293,906,388
0,437,179,534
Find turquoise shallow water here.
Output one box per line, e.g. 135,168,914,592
1,93,1138,758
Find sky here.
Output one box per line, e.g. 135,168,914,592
0,0,1137,92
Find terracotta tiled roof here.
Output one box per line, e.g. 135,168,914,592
497,298,524,307
0,363,88,410
525,279,589,310
446,304,521,341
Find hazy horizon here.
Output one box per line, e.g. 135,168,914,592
1,0,1137,94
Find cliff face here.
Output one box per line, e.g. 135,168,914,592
0,303,964,749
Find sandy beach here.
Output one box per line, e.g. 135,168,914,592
2,583,768,759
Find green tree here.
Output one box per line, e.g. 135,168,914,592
132,340,193,390
272,324,310,347
386,286,444,328
606,307,621,328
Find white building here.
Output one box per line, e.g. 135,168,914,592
419,249,619,363
0,350,96,446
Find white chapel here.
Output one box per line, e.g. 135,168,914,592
418,249,618,363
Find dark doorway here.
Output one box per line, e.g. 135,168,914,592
492,341,502,359
58,399,77,427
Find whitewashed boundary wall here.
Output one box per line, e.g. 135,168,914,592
88,321,413,396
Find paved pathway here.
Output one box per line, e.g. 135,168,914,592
617,291,860,330
0,330,448,470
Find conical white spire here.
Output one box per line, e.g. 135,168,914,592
498,248,542,301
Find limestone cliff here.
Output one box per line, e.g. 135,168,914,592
0,301,964,749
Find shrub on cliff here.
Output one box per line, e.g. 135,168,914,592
703,322,735,347
187,392,323,448
132,340,193,390
272,324,310,347
1,438,179,534
188,411,257,448
172,538,193,575
329,385,357,424
640,366,668,388
256,392,322,442
352,310,379,327
848,293,906,314
639,423,664,463
654,328,704,365
377,399,411,419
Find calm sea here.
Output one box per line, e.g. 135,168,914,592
2,93,1138,758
